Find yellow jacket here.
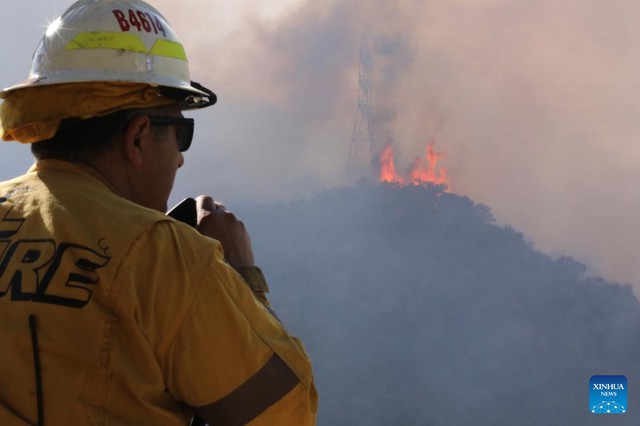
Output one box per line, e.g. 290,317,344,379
0,160,317,425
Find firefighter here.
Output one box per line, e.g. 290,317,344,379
0,1,317,425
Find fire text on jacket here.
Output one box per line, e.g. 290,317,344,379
0,210,110,308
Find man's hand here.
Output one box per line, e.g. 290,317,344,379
195,195,255,267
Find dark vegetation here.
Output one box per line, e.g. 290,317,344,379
238,182,640,425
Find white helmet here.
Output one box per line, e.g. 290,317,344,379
0,0,216,109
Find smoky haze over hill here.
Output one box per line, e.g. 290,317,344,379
155,0,640,287
236,183,640,425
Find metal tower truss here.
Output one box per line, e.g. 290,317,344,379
347,37,375,181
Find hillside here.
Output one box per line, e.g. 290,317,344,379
237,182,640,425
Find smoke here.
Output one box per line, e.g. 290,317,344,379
160,0,426,200
154,0,640,289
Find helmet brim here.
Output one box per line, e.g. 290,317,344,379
161,81,217,110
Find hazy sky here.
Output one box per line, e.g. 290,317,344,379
2,0,640,288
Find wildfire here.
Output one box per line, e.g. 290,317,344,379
379,144,406,185
379,141,451,190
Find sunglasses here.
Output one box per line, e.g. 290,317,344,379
147,116,195,152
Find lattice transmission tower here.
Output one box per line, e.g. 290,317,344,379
347,37,375,182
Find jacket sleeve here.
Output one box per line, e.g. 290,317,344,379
159,236,318,425
234,266,271,308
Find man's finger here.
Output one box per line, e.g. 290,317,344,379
196,195,216,212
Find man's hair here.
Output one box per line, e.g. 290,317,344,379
31,104,175,163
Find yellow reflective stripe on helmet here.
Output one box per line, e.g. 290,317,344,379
64,33,187,62
65,32,147,53
149,39,187,61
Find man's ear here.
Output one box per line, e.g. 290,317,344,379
121,115,153,166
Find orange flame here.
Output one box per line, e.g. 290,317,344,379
378,141,452,190
379,143,406,185
409,142,449,187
